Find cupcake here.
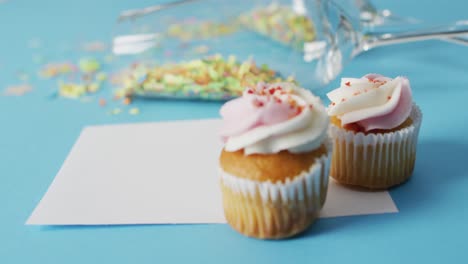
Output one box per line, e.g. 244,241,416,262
219,82,331,239
327,74,422,189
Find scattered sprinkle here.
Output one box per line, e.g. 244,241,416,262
239,3,316,50
129,108,140,115
104,54,115,63
58,81,101,98
39,62,76,78
79,57,100,73
58,82,87,98
345,81,351,86
81,41,107,52
2,84,33,96
96,72,108,82
167,20,239,41
111,108,122,115
194,45,210,54
99,98,106,106
123,97,131,105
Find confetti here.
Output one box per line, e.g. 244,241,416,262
111,108,122,115
58,81,101,99
167,19,239,41
123,97,132,105
239,3,316,50
39,62,76,78
79,57,100,74
129,108,140,115
104,54,115,64
2,84,33,96
99,98,107,106
81,41,107,52
194,45,210,54
96,72,108,82
115,54,295,101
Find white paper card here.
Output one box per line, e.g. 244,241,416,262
27,119,397,225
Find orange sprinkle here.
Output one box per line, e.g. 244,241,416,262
345,81,351,86
387,96,392,100
123,97,131,105
99,98,106,106
331,102,336,106
296,106,304,115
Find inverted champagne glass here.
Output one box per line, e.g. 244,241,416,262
112,0,468,99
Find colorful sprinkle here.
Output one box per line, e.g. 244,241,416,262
239,3,316,50
2,84,33,96
99,98,107,106
96,72,108,82
129,108,140,115
115,55,294,101
111,108,122,115
39,62,76,78
81,41,107,52
79,57,100,74
167,20,239,41
123,97,131,105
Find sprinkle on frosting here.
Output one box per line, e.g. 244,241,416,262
220,82,329,155
326,74,413,131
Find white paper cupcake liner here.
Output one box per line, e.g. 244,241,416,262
329,104,422,188
220,147,331,209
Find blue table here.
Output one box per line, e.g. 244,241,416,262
1,0,468,263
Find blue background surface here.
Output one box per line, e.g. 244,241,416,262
1,0,468,263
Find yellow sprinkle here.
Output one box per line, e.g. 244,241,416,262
96,72,108,82
111,108,122,115
129,108,140,115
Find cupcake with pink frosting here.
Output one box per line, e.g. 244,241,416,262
219,82,331,239
327,74,422,189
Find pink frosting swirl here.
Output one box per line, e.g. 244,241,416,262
327,74,413,131
220,82,329,154
220,83,298,140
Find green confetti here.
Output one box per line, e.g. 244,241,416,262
79,57,100,73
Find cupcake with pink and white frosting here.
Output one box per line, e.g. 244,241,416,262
219,82,331,239
327,74,422,189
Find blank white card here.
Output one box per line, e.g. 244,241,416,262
27,119,397,225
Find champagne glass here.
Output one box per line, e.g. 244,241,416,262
112,0,468,97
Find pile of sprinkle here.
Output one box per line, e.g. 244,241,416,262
239,3,316,51
115,54,295,101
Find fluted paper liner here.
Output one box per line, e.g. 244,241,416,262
329,104,422,189
220,148,331,239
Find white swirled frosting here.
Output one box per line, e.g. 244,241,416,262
220,82,329,155
327,74,413,131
